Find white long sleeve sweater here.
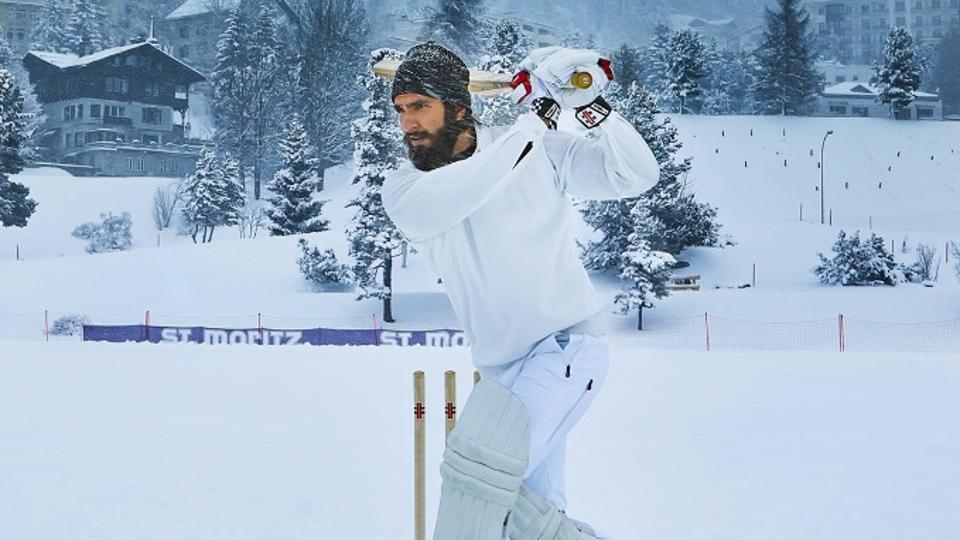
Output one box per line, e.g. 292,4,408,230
381,110,660,367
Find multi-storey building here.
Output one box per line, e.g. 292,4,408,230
22,33,209,176
806,0,960,64
158,0,240,77
0,0,42,55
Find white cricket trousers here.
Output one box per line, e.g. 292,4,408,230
478,330,610,512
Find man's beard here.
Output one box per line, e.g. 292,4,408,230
404,113,474,171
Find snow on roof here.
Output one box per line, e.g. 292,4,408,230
28,42,147,69
668,14,736,29
25,42,207,82
822,81,938,99
165,0,240,20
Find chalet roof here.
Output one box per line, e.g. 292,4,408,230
822,81,938,99
24,42,206,83
165,0,240,21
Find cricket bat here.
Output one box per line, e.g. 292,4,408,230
372,58,513,97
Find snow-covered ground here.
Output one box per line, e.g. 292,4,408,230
1,115,957,349
0,342,957,539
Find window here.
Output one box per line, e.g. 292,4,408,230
91,104,101,118
63,106,71,120
835,75,846,82
932,15,942,25
105,105,126,117
125,55,137,66
178,45,189,59
77,104,83,119
179,24,190,38
74,132,84,146
895,0,905,10
852,106,869,117
861,4,870,13
145,82,160,97
862,19,871,29
16,30,24,41
160,160,168,173
897,16,906,26
112,56,121,66
105,77,129,94
930,0,941,7
142,133,159,144
878,18,886,27
917,107,934,119
829,105,848,115
915,16,923,26
127,157,134,171
142,107,161,125
137,157,144,171
172,160,179,173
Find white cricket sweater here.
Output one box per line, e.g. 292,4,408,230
381,110,660,367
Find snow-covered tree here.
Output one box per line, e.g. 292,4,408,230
420,0,486,60
875,27,926,118
297,239,352,290
932,26,960,116
266,117,329,236
644,23,673,108
29,0,71,53
476,19,528,126
612,44,644,92
248,5,285,198
561,29,595,49
665,29,706,114
297,0,367,190
64,0,108,56
346,48,406,323
613,205,676,330
71,211,133,253
0,69,36,228
701,47,758,115
212,9,254,196
753,0,820,115
815,230,906,286
181,148,244,243
581,81,721,271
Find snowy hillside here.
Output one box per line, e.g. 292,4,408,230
1,116,958,338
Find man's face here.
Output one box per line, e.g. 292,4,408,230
394,93,466,171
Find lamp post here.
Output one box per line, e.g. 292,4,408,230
820,130,834,225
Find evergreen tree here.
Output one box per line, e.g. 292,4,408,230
612,44,644,92
702,45,758,115
64,0,108,56
645,22,673,109
346,48,406,323
665,29,706,114
29,0,71,53
875,27,925,118
249,5,285,198
71,211,133,253
815,230,906,286
753,0,820,115
181,148,243,243
420,0,485,60
476,19,527,126
581,81,721,273
297,0,367,190
212,9,254,196
932,26,960,116
0,69,37,228
0,34,43,160
266,117,329,236
297,239,352,289
613,205,675,330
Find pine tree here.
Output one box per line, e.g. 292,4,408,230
815,230,906,286
645,23,673,109
612,44,644,92
476,19,527,126
29,0,71,54
0,69,37,228
249,5,285,198
64,0,108,56
613,205,676,330
581,81,720,272
267,117,329,236
932,26,960,116
346,48,406,323
665,29,706,114
561,29,595,49
181,148,243,243
701,44,758,115
753,0,820,115
875,27,925,118
297,0,367,190
212,9,254,197
420,0,485,60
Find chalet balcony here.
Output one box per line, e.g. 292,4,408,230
103,115,133,127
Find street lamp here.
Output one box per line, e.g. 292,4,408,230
820,130,834,225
